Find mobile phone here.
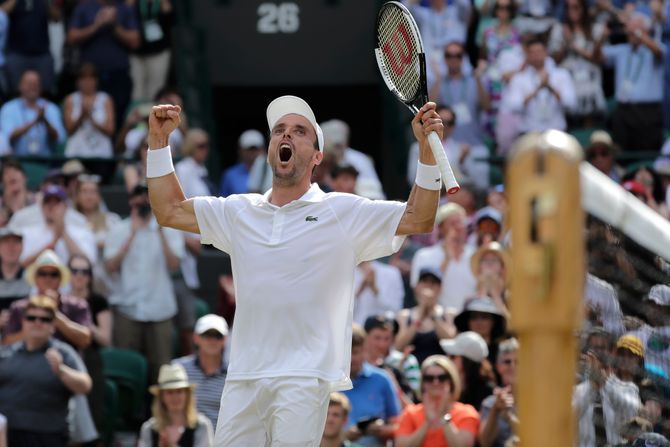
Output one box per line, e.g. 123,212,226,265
357,416,380,432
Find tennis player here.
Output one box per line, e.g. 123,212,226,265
146,96,443,446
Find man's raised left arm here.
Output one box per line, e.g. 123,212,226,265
396,102,442,236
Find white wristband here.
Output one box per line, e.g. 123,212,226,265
415,161,442,190
146,146,175,178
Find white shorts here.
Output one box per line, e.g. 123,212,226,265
214,376,331,447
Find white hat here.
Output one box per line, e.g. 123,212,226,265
440,331,489,362
648,285,670,306
149,364,194,394
266,95,324,152
238,129,265,150
194,314,229,336
320,119,349,148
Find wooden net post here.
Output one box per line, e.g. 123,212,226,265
507,130,584,447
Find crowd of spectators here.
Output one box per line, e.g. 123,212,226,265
0,0,669,446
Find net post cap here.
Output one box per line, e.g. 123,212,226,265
266,95,324,152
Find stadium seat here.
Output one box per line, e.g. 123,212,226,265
23,161,50,190
102,378,120,443
568,128,594,148
195,297,210,319
100,347,148,430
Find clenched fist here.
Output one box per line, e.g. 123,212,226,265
148,104,181,149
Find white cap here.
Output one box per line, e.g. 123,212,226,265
194,314,229,336
266,95,324,151
238,129,265,150
440,331,489,362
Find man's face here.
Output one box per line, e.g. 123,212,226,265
129,193,151,219
526,42,547,69
331,173,357,194
23,308,55,342
34,267,62,294
0,236,23,264
438,109,455,138
323,404,348,439
42,196,66,223
366,327,393,359
444,43,464,74
193,330,226,357
19,71,41,102
350,344,365,377
2,167,26,195
191,136,210,164
268,114,322,186
589,144,614,174
442,213,467,241
496,350,518,386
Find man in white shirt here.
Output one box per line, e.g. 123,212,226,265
145,95,443,446
502,35,576,134
16,185,96,267
104,185,184,382
410,202,477,313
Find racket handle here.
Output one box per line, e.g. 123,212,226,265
427,131,460,194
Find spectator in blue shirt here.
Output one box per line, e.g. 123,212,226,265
0,70,66,156
219,129,264,197
3,0,60,95
67,0,140,132
602,12,665,152
342,324,400,447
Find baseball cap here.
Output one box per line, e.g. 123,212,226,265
474,206,502,226
418,267,442,283
648,285,670,306
266,95,324,151
0,227,22,240
42,184,67,201
589,130,614,147
616,335,645,358
238,129,265,150
440,331,489,362
194,314,229,337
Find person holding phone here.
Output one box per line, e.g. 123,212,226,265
103,184,184,383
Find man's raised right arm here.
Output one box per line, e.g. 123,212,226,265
147,105,200,234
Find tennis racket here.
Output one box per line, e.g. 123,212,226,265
375,1,460,194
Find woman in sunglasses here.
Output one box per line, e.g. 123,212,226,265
395,355,480,447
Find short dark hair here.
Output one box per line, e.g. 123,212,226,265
364,314,397,336
331,164,359,180
524,33,547,48
130,184,149,198
1,159,25,178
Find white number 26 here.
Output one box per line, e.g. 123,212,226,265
257,3,300,34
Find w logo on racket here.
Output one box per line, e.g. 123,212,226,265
383,23,414,77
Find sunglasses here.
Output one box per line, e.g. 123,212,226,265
24,314,54,323
37,270,61,279
422,373,450,383
500,358,518,366
591,150,611,159
200,331,224,340
70,268,91,276
445,53,463,59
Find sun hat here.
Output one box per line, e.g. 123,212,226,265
194,314,229,337
149,364,194,394
454,297,507,339
25,249,70,286
440,331,489,362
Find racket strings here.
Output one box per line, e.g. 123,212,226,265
377,8,421,102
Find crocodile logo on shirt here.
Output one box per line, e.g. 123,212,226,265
305,216,318,222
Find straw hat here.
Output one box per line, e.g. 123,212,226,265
149,364,195,395
470,241,511,279
25,249,70,286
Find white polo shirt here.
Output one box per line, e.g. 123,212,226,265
194,184,406,391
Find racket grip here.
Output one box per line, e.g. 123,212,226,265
427,131,460,194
